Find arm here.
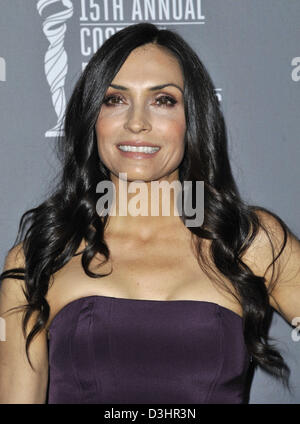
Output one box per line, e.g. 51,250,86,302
0,244,49,404
242,209,300,326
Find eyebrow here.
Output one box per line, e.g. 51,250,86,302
109,83,184,94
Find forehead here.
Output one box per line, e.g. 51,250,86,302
111,44,184,87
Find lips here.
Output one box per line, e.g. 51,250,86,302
117,141,160,147
116,141,161,158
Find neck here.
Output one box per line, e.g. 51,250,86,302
102,171,186,240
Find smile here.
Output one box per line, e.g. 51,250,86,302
117,145,160,154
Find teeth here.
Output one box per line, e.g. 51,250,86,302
118,145,160,153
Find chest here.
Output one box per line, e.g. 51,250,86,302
47,233,242,323
83,233,216,297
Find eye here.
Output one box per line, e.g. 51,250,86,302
102,94,178,107
102,94,124,106
155,95,177,107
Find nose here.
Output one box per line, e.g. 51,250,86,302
124,103,152,133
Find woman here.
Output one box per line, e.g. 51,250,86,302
0,23,299,404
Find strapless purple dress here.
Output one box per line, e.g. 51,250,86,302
46,295,251,404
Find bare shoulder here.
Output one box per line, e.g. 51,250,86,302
241,209,289,284
0,242,49,403
2,242,25,268
0,240,49,338
1,242,26,302
241,208,300,323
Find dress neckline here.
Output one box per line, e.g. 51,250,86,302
47,294,243,332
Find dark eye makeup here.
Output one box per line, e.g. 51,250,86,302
102,94,178,107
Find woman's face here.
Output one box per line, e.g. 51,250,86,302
95,43,186,183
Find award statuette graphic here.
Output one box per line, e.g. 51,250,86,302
37,0,73,137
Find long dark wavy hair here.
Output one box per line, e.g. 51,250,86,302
0,22,294,391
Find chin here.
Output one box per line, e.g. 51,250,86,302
111,169,155,183
124,174,154,183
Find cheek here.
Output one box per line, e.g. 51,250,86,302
95,115,116,139
159,116,186,148
95,121,112,163
96,107,127,139
95,116,119,156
